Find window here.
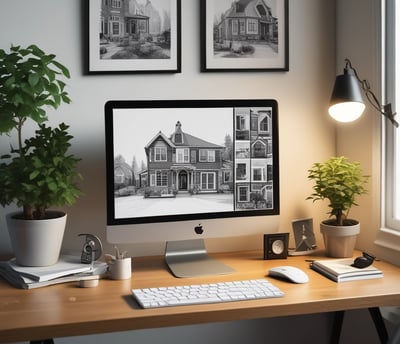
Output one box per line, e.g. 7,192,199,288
238,186,249,202
199,150,207,162
236,163,247,180
176,148,189,163
247,19,258,34
239,19,245,34
252,141,266,158
252,167,265,182
112,0,121,8
199,149,215,162
384,0,400,231
379,0,400,249
156,171,168,186
259,115,270,132
236,115,246,130
154,147,167,161
201,172,215,190
256,5,267,16
251,116,258,131
232,19,238,35
174,133,182,143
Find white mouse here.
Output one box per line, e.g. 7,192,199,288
268,266,309,284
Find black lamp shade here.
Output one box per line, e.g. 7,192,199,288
330,73,364,104
328,72,365,122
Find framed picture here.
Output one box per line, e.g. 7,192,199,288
87,0,181,74
290,218,317,254
200,0,289,72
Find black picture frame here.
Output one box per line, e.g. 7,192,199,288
291,218,317,253
200,0,289,72
87,0,181,74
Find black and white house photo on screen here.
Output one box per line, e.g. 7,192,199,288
112,106,276,220
201,0,288,71
88,0,181,73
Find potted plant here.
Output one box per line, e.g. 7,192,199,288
0,44,82,266
307,156,369,257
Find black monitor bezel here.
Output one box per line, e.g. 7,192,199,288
105,99,280,226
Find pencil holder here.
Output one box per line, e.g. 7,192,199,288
106,256,132,280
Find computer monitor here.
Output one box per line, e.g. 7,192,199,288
105,99,280,277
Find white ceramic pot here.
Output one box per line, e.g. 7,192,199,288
320,219,360,258
6,211,67,266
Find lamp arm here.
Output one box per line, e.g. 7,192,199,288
345,59,399,128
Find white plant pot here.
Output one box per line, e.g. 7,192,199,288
320,219,360,258
6,211,67,267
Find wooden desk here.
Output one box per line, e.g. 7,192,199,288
1,250,400,343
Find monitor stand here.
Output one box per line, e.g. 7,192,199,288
165,239,235,278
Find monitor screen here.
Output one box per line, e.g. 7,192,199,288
105,99,280,276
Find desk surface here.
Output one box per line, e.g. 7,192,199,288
1,250,400,343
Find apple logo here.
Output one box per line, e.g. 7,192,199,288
194,224,204,235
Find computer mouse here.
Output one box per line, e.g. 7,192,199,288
268,266,309,284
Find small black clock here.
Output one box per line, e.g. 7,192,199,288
264,233,289,260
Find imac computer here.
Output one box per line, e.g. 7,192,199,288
105,99,280,277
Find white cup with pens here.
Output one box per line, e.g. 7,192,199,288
105,247,131,280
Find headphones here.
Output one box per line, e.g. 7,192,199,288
352,252,376,268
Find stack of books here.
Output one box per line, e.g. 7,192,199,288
0,255,107,289
310,258,383,282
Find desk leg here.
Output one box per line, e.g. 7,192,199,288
331,311,345,344
331,308,388,344
368,307,389,344
30,340,54,344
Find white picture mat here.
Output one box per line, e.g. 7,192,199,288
88,0,179,72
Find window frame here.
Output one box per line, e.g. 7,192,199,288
376,0,400,250
176,148,189,163
199,149,215,162
385,0,400,230
200,172,216,190
154,147,167,162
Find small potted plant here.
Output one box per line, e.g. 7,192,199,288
0,44,82,266
307,156,369,257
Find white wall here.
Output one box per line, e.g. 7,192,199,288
0,0,336,257
3,1,389,343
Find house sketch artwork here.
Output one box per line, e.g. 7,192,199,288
143,121,232,197
113,107,275,217
214,0,279,59
100,0,172,60
234,107,274,210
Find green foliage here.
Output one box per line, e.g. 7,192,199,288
0,44,81,220
307,156,369,226
0,44,71,134
0,124,82,219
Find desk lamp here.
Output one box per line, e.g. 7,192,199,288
328,58,398,128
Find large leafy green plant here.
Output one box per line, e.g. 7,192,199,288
307,156,369,226
0,44,81,220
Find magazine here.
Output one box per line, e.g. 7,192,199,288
310,258,383,282
0,255,107,289
6,255,100,282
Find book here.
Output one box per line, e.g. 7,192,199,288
310,258,383,282
0,258,107,289
6,255,98,282
0,263,101,289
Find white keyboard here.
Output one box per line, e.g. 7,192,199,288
132,278,284,309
